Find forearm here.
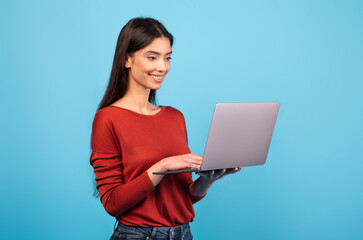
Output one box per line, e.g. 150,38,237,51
101,171,155,217
147,160,166,186
189,176,215,197
102,161,166,217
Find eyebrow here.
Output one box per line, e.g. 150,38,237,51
145,50,172,55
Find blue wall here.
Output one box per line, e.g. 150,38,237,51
1,0,362,239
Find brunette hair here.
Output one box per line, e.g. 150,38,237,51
91,17,173,197
98,17,173,110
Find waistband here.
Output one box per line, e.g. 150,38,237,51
115,221,190,239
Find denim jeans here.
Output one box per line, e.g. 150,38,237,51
110,221,193,240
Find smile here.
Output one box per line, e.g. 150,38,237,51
149,74,164,82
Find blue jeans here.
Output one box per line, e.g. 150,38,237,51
110,221,193,240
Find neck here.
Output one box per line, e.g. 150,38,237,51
118,78,155,112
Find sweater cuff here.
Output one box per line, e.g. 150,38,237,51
140,171,156,192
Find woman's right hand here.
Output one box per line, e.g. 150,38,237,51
160,153,203,171
147,153,202,186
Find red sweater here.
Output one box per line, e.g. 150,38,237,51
90,105,205,227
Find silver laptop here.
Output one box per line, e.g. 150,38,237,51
153,102,280,175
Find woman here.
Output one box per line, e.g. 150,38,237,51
90,17,241,240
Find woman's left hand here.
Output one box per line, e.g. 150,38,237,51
196,167,242,183
189,167,242,198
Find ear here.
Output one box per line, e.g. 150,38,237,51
124,54,132,68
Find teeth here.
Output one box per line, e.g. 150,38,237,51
150,75,163,80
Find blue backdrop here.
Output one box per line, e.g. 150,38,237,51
1,0,362,239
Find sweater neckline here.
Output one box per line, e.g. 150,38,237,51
107,105,166,118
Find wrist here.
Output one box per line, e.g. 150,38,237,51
150,158,168,172
158,158,168,171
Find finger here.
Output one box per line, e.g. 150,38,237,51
224,167,237,173
196,171,206,176
191,162,201,169
182,157,200,169
224,167,242,175
190,159,203,165
188,159,202,166
199,170,215,178
191,153,203,158
188,153,203,160
213,169,226,178
186,158,202,166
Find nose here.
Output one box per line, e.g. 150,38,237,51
156,59,168,72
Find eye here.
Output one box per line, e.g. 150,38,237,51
147,56,157,60
167,57,172,61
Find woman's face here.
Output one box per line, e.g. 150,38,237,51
125,37,172,90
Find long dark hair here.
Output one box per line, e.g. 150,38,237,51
90,17,174,197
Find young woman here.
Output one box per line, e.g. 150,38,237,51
90,17,241,240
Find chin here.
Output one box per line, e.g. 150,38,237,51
150,85,162,90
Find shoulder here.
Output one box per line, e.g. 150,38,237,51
92,107,116,129
164,106,185,119
94,107,112,121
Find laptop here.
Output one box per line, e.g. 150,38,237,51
153,102,280,175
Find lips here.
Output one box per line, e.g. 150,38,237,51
149,74,164,82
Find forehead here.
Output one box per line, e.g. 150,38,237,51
140,37,172,54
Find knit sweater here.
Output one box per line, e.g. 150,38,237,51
90,105,205,227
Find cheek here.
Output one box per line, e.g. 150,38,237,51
132,58,148,70
166,62,171,72
140,62,156,73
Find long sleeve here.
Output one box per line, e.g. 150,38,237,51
90,112,155,217
89,106,201,227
